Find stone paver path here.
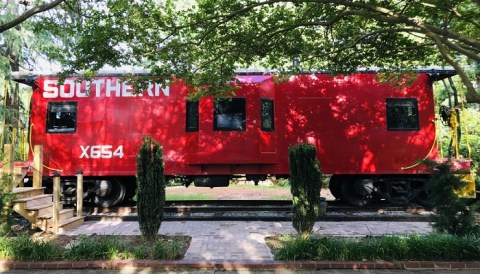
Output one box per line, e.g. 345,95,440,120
64,221,433,261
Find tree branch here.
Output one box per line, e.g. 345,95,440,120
428,30,480,102
0,0,66,33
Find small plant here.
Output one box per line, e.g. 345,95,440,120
274,177,290,187
288,143,323,235
136,136,166,241
424,160,480,236
0,234,63,261
67,235,127,260
0,174,16,236
0,235,189,261
271,233,480,261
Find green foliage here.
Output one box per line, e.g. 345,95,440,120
35,1,480,102
0,235,188,261
274,178,291,187
425,161,480,236
136,136,165,241
289,143,322,235
130,238,185,260
0,174,16,236
0,234,63,261
66,235,127,260
273,233,480,261
458,106,480,168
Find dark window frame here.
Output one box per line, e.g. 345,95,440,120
260,98,274,131
186,100,199,132
46,101,77,133
213,98,246,131
386,98,420,131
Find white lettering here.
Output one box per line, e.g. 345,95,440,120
77,81,89,97
101,145,113,158
113,145,124,158
122,82,134,97
106,79,121,97
43,80,59,98
80,146,90,158
79,145,124,159
93,79,105,97
59,79,75,98
42,78,170,98
90,145,101,159
161,81,170,96
147,83,154,96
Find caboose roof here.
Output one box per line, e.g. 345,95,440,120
12,66,456,86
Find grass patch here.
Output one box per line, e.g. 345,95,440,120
232,184,290,190
166,193,217,200
0,234,190,261
267,233,480,261
165,184,292,200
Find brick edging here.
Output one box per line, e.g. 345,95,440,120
1,260,480,270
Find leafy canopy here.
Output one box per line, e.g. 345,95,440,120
23,0,480,101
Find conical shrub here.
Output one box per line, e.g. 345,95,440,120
136,136,165,241
289,143,323,235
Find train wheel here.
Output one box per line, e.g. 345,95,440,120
94,178,126,208
121,177,137,201
384,180,411,205
341,178,374,207
413,181,434,207
329,175,344,200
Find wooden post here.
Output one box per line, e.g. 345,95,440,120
2,144,14,192
52,172,61,234
76,170,83,217
33,145,43,188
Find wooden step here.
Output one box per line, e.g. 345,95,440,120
13,165,29,186
36,208,75,229
27,203,54,218
12,187,46,199
10,188,84,233
57,217,84,234
13,194,53,208
0,162,29,186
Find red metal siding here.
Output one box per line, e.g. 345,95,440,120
28,73,436,178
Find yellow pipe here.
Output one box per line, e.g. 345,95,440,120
28,123,63,172
401,120,438,170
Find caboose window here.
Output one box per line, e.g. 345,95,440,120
186,100,199,132
46,102,77,133
386,98,419,131
214,98,246,131
261,99,274,131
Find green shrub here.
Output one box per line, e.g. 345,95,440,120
424,160,480,236
132,238,185,260
288,143,322,235
273,234,480,261
274,235,318,260
0,234,189,261
66,235,127,260
0,174,15,236
136,136,166,241
0,235,63,261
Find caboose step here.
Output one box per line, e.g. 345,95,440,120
12,194,53,208
36,208,76,230
12,187,46,199
10,185,84,233
25,203,54,220
57,217,84,234
0,163,29,187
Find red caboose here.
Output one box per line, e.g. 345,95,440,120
14,69,461,207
